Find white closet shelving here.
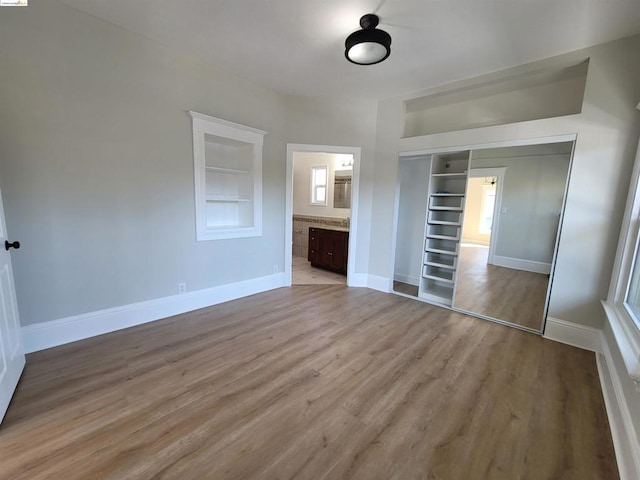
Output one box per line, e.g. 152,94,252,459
419,151,470,306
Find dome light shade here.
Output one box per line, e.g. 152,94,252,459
345,14,391,65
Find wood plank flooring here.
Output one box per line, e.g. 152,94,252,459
0,286,617,480
454,245,549,330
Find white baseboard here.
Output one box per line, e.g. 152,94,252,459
543,317,602,352
22,273,287,354
347,273,368,287
491,255,551,274
367,275,391,293
393,273,419,286
597,333,640,480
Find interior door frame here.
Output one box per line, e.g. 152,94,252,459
466,167,506,265
285,144,361,286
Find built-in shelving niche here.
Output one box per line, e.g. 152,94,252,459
403,60,588,138
190,111,266,241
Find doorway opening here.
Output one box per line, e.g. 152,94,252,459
285,144,361,286
460,168,505,268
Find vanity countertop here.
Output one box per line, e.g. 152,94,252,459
314,226,350,233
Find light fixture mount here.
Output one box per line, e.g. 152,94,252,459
345,13,391,66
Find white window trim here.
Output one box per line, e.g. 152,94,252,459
603,118,640,388
310,165,328,206
189,111,266,241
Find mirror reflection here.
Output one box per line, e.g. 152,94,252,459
452,142,572,330
334,170,352,209
392,141,573,332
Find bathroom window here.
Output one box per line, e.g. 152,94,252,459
311,165,328,205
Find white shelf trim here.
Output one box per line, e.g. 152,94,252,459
422,273,455,284
428,220,462,226
427,233,460,241
425,260,456,270
205,166,250,175
425,247,458,256
431,172,468,177
206,196,250,203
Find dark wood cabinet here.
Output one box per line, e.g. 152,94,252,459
308,227,349,275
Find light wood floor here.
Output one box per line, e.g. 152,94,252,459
0,286,617,480
454,245,549,330
292,255,346,285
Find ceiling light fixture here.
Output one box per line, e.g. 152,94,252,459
345,14,391,65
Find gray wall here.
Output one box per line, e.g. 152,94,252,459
283,95,377,277
471,153,570,264
404,73,587,137
394,159,429,285
0,2,290,326
0,2,285,325
0,1,379,327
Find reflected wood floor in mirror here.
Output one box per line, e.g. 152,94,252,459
0,286,617,479
393,280,419,296
454,245,548,330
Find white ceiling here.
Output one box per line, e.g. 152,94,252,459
58,0,640,100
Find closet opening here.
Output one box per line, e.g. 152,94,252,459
391,137,575,333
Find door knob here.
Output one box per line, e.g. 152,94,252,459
5,240,20,251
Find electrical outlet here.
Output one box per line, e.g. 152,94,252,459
178,283,186,294
273,265,279,274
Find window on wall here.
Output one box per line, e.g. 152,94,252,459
625,253,640,323
311,165,328,205
604,132,640,388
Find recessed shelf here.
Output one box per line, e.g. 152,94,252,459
431,172,468,178
428,220,461,226
418,284,454,305
422,273,455,284
425,260,456,270
427,234,460,241
425,247,458,256
190,111,266,241
205,166,250,175
429,206,463,211
206,197,250,203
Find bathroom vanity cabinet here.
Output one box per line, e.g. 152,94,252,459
308,227,349,275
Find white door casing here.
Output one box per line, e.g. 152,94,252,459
0,185,24,424
467,167,506,265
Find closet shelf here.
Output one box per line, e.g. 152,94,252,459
428,220,462,226
429,206,463,212
422,273,455,284
427,233,459,241
425,247,458,256
430,172,467,178
430,193,466,197
424,260,456,270
206,196,250,203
